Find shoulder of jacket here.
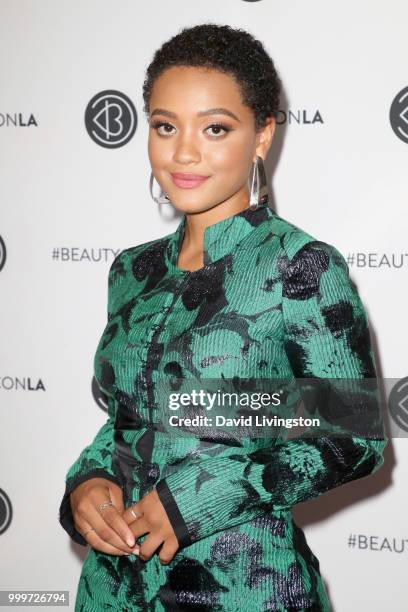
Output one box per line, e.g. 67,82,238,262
106,238,166,286
269,212,346,267
110,235,169,269
120,236,167,259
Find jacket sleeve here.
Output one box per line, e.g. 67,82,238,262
58,255,123,546
155,240,388,548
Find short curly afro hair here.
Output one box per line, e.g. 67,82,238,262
142,23,282,131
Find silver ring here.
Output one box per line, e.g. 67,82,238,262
99,501,114,512
83,527,95,537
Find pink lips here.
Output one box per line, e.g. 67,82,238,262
170,172,210,189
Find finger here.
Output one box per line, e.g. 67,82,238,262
138,532,164,562
75,519,132,556
108,482,125,514
76,495,135,552
158,536,179,564
128,517,150,540
122,501,143,525
73,515,94,540
96,493,137,548
84,528,136,556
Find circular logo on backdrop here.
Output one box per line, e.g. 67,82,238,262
0,488,13,535
85,90,137,148
0,236,6,272
388,376,408,432
389,86,408,143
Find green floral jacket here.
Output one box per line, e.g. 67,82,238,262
59,201,387,611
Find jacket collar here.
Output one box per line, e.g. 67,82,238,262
164,201,273,273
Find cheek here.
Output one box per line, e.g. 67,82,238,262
207,145,252,183
205,134,254,173
148,135,171,168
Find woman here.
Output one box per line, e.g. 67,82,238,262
59,24,387,611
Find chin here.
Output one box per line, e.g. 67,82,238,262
168,195,219,215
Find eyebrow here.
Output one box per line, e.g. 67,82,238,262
150,107,241,122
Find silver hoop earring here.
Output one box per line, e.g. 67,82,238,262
149,172,171,205
248,155,268,210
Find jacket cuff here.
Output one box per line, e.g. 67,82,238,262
155,479,192,548
59,469,123,546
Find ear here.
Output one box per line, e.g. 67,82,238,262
254,116,276,161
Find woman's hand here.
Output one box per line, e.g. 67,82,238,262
69,477,137,555
122,488,179,564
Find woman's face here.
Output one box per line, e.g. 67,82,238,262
148,66,275,214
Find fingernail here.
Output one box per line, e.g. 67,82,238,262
132,546,140,555
127,537,135,547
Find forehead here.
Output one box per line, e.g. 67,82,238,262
150,65,248,113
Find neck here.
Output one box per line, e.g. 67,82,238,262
181,189,250,254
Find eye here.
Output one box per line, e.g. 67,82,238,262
205,123,231,138
149,120,232,138
150,121,176,136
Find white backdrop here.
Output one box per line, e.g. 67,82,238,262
1,1,406,610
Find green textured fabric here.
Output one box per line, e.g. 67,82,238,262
59,202,387,611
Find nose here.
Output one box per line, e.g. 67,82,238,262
172,133,201,165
